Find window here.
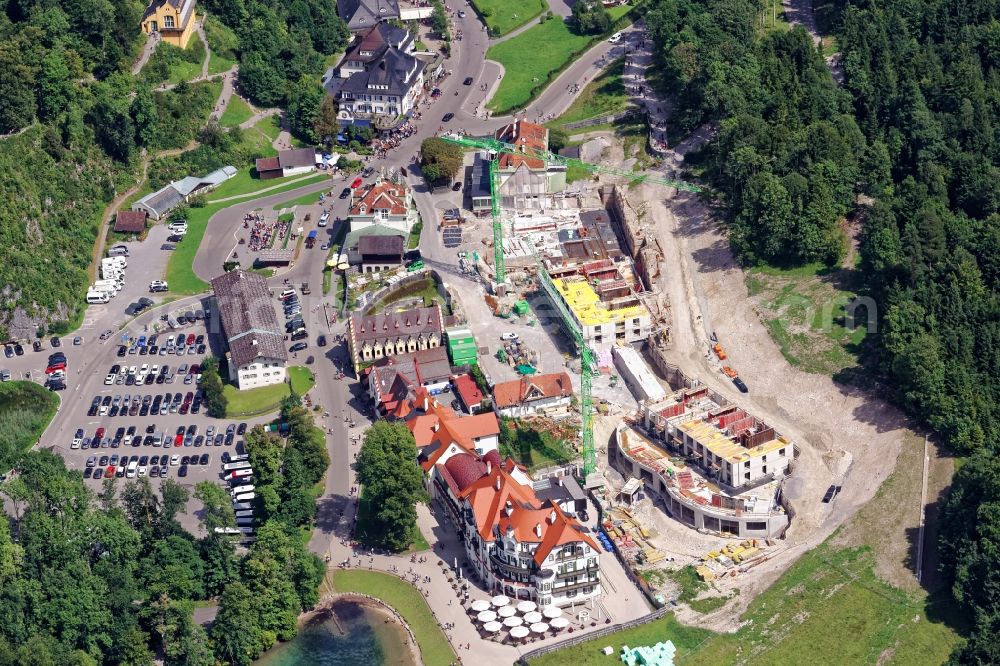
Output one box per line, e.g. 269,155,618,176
164,14,175,28
779,448,786,457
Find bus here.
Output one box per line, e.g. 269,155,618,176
234,510,254,519
222,461,252,472
233,492,256,502
225,453,250,464
226,469,253,481
213,527,240,535
230,484,255,495
232,502,253,511
238,526,255,535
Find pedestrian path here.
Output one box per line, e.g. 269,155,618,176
131,33,159,75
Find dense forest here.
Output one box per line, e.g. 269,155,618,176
645,0,1000,660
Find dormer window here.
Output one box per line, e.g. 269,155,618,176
164,14,175,28
378,209,389,220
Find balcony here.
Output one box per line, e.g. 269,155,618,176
550,577,599,594
490,553,533,575
555,562,599,579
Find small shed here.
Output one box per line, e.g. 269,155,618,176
114,210,147,234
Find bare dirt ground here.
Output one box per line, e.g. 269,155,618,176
613,127,931,628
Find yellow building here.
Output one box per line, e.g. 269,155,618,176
141,0,197,49
551,277,650,347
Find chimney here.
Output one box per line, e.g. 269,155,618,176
506,524,515,538
534,523,543,538
486,460,492,474
548,509,557,524
504,500,513,516
495,476,502,491
431,422,439,432
423,395,429,411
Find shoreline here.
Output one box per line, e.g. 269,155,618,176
302,593,424,666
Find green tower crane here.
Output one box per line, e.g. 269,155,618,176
441,133,700,478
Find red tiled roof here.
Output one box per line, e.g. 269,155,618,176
492,372,573,409
255,156,281,173
408,388,499,471
444,452,487,492
453,374,484,408
114,210,147,233
495,120,547,169
350,181,408,216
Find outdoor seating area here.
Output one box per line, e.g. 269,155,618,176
467,595,572,645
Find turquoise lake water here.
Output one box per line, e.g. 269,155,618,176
255,600,415,666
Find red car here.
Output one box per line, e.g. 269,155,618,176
186,334,196,345
351,177,363,189
45,363,66,374
106,466,115,477
95,427,105,440
175,433,184,446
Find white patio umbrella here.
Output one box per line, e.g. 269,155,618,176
471,599,491,613
503,615,524,628
542,606,563,619
477,610,497,623
549,616,569,629
523,611,543,624
491,595,511,607
497,605,517,618
516,600,537,613
509,625,530,639
483,621,503,633
530,622,549,634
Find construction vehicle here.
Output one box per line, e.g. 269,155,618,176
440,133,700,479
721,366,738,378
713,343,727,360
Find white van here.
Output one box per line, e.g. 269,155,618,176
318,212,330,227
93,280,120,296
86,290,110,304
233,492,255,502
101,267,122,282
103,257,127,269
230,484,255,495
126,460,138,478
213,527,240,535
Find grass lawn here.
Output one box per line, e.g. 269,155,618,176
257,115,283,142
332,570,455,666
0,381,60,470
208,169,324,201
472,0,546,35
207,50,235,76
528,613,711,666
288,366,315,395
746,262,867,376
552,58,629,126
487,7,632,113
223,381,290,417
219,96,253,128
271,189,326,210
757,0,791,36
355,489,430,553
406,221,423,250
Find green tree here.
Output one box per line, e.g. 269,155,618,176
239,52,286,107
313,95,338,146
139,536,206,600
572,1,611,35
356,421,427,551
287,77,323,144
198,533,238,597
38,48,72,122
193,481,236,532
211,582,266,666
199,357,228,418
420,137,463,184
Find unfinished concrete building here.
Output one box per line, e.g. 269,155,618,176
610,372,796,539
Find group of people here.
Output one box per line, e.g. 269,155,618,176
245,212,278,252
370,121,418,159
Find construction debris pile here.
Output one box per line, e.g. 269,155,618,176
602,507,666,566
695,539,776,580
